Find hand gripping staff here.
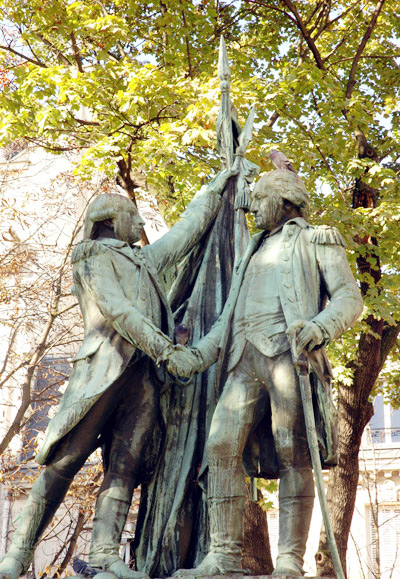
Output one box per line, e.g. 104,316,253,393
287,324,346,579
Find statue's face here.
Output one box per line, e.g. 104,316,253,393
114,205,145,245
250,181,285,232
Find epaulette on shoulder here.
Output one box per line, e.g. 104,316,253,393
311,225,346,248
71,240,108,264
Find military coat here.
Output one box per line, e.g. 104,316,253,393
197,217,363,475
36,186,221,465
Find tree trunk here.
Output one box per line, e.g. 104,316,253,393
242,484,274,575
117,157,149,245
316,140,400,576
316,322,400,577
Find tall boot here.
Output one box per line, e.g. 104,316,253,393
88,477,147,579
0,467,72,579
273,467,315,577
173,458,245,577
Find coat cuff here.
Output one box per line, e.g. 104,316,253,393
313,320,331,348
192,341,219,371
156,343,176,366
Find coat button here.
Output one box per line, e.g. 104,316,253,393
283,255,289,261
284,283,292,288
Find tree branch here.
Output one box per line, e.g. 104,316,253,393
322,10,361,64
23,136,79,152
265,111,279,127
68,112,100,126
0,322,22,378
280,106,341,186
95,0,126,60
304,1,323,27
329,53,400,68
378,323,400,372
52,510,86,578
0,215,82,455
35,33,72,67
345,0,387,100
307,0,330,38
313,0,362,40
0,44,47,68
279,0,325,69
70,31,84,73
241,0,297,25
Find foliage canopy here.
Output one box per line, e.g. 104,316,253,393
1,0,399,382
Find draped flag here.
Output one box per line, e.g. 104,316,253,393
134,37,259,577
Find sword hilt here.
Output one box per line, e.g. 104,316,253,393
286,322,309,375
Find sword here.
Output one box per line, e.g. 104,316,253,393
287,324,346,579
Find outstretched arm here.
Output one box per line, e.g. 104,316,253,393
166,307,226,377
144,169,236,274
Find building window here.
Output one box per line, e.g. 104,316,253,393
369,395,400,445
368,505,400,578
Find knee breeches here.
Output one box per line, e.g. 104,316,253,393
206,342,310,471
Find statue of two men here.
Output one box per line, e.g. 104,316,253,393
0,162,362,579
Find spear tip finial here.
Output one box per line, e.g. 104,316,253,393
218,35,230,81
239,105,256,148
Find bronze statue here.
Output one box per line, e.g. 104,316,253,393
171,168,363,577
0,168,234,579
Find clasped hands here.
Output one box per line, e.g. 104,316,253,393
166,320,326,379
166,344,203,379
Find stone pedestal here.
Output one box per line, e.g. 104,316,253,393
70,574,334,579
161,575,334,579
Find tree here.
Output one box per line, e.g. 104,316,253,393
0,145,104,456
230,2,400,574
1,0,399,575
0,1,235,221
0,148,114,575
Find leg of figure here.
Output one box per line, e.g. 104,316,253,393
0,427,101,579
262,350,314,577
274,468,314,576
89,360,158,579
204,456,246,575
0,467,74,579
174,346,262,577
0,368,133,579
